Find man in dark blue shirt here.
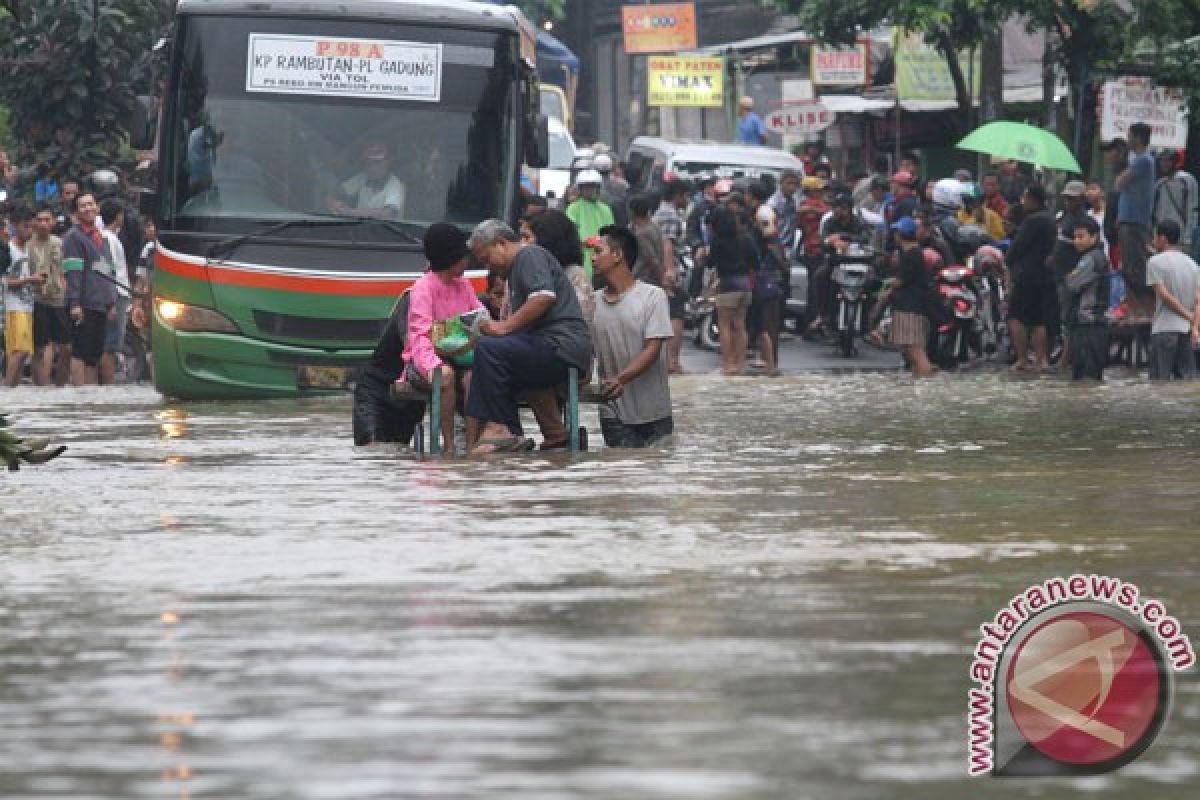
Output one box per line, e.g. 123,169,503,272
1115,121,1156,299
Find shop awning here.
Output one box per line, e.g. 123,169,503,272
815,85,1061,115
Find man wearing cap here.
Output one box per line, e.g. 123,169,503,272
888,216,937,377
736,96,768,146
565,169,614,281
1153,149,1197,256
330,142,405,219
1052,180,1093,370
592,153,628,228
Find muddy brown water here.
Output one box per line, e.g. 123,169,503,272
1,374,1197,798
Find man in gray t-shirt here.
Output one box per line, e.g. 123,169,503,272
467,221,593,452
591,225,674,448
1146,219,1200,380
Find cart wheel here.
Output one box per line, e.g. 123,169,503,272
578,427,588,452
413,423,425,455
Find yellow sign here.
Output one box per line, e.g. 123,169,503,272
894,31,979,103
647,56,724,108
622,3,699,55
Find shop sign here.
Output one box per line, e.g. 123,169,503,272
647,55,724,107
1100,77,1189,149
811,44,868,86
765,102,835,135
621,3,699,54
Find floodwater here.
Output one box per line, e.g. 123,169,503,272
1,374,1198,799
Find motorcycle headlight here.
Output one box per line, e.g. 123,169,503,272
156,298,240,334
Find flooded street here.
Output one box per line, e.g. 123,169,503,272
2,374,1198,799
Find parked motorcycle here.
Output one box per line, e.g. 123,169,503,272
932,262,981,368
828,244,876,357
971,246,1009,362
675,242,719,350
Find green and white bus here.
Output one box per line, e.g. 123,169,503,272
140,0,545,398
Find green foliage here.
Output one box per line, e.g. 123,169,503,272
0,1,172,178
514,0,566,25
773,0,1200,124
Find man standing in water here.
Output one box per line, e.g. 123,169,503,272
64,193,118,386
1146,219,1200,380
590,225,674,447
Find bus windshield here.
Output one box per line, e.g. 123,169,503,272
163,16,518,236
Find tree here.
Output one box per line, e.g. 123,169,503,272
0,1,172,179
776,1,1003,125
512,1,567,26
775,1,1200,167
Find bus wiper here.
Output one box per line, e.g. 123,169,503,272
207,216,427,261
324,215,426,244
207,218,361,261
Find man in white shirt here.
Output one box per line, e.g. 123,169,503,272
98,197,133,385
330,142,405,219
1146,219,1200,380
590,224,674,448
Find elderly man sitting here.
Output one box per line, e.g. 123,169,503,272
466,219,593,454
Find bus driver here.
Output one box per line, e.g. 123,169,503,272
329,142,406,219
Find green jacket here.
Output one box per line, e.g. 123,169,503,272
566,198,614,277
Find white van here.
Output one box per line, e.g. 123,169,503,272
624,136,805,193
532,116,577,205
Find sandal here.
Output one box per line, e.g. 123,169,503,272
471,436,534,455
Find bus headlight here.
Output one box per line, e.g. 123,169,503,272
156,298,241,333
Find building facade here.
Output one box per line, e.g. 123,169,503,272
556,0,778,150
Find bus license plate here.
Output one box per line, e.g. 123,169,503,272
297,366,355,389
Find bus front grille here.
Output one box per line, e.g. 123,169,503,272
252,310,387,342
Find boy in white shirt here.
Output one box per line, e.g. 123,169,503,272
3,205,46,386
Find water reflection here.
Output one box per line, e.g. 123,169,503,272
157,409,190,441
0,378,1197,798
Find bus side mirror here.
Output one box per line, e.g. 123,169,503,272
138,188,160,220
526,114,549,169
129,95,157,150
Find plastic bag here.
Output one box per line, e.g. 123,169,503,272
432,313,478,367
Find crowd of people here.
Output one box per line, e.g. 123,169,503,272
659,119,1200,381
11,118,1200,456
1,155,154,388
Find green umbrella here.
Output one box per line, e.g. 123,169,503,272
956,121,1082,173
